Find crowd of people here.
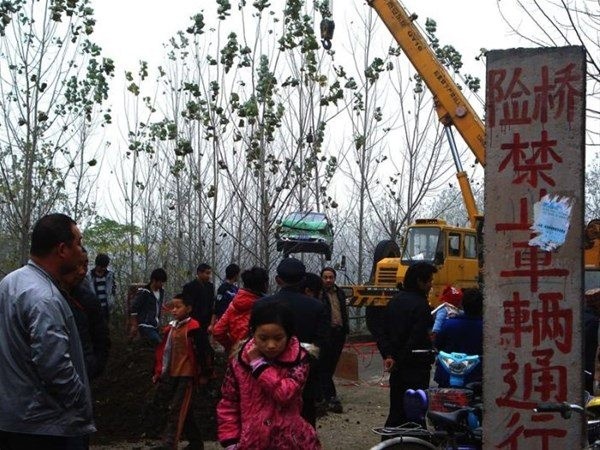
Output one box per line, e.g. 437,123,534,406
127,256,351,449
0,213,353,450
18,213,600,449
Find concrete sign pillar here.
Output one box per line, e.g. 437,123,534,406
483,46,586,449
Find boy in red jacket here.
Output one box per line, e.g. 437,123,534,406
150,294,205,450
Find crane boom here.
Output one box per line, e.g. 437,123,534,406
368,0,486,166
347,0,599,316
345,0,488,311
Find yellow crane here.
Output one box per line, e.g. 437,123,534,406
345,0,600,323
346,0,484,314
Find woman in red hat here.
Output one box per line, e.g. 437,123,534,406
431,285,464,339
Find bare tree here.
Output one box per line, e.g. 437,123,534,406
335,6,398,283
147,1,343,275
0,0,113,266
496,0,599,146
110,61,165,282
586,155,600,221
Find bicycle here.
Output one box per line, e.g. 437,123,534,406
534,401,600,449
369,406,482,449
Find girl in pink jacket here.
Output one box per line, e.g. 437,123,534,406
217,301,321,450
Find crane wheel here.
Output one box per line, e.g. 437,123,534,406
369,239,401,283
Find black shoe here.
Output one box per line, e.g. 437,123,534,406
328,398,343,414
315,400,328,418
183,443,204,450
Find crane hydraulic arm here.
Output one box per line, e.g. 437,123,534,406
367,0,485,227
343,0,487,312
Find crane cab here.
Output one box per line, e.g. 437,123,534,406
373,219,479,307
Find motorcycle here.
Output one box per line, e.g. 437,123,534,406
371,351,483,449
404,351,481,425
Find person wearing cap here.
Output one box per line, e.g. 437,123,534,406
254,257,329,427
584,288,600,394
431,285,464,339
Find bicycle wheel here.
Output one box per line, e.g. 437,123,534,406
369,436,437,450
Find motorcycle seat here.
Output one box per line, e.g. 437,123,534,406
427,408,470,431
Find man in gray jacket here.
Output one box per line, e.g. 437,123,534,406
0,213,95,449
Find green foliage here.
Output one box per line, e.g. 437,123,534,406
220,33,239,73
174,139,193,156
0,1,21,36
413,74,424,94
278,0,309,51
352,91,364,112
354,134,365,150
186,13,205,35
320,80,343,106
149,120,178,141
256,55,277,102
84,217,141,253
216,0,231,20
238,96,258,120
253,0,271,13
315,0,332,19
424,18,480,93
464,74,480,93
373,106,383,122
365,57,387,85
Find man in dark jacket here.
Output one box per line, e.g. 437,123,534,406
215,263,240,319
319,267,350,413
183,263,215,330
63,249,110,380
70,281,111,380
377,262,437,429
255,258,329,427
182,263,216,377
584,288,600,394
129,268,168,346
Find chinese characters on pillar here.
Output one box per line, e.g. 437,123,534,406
484,47,585,450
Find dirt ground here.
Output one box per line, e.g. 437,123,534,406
89,331,389,450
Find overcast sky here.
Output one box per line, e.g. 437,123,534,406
88,0,524,216
91,0,521,81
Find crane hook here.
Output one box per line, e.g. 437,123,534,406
320,18,335,50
